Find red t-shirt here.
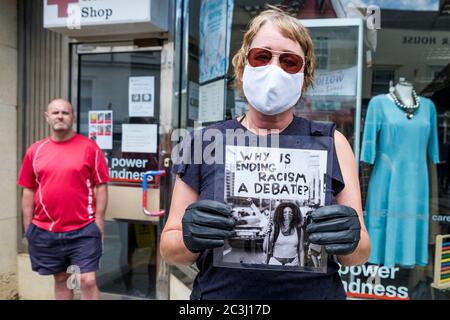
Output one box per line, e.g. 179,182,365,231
17,134,110,232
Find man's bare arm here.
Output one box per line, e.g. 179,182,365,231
95,184,108,238
22,188,35,233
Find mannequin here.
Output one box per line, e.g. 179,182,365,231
388,78,414,105
360,78,440,267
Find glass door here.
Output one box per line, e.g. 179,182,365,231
78,50,161,185
73,45,170,299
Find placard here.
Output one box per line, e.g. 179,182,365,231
214,139,330,273
199,79,225,122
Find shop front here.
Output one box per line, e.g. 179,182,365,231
17,0,176,300
16,0,450,300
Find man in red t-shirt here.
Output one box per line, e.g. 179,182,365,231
17,99,110,300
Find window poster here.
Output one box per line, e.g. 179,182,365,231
198,79,225,122
199,0,234,83
121,124,157,154
306,66,357,96
88,110,113,150
215,143,329,273
129,76,155,117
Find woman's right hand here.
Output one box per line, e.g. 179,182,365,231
182,200,237,253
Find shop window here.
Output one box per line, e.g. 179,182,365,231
97,221,157,299
356,3,450,301
371,69,395,96
78,51,161,186
315,36,330,70
176,0,450,300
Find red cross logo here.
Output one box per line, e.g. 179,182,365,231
47,0,79,18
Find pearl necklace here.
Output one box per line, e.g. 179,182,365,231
389,89,420,120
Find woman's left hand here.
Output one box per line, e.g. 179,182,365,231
306,205,361,255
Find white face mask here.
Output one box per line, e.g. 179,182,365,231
243,64,304,116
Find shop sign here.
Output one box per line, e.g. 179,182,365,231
402,36,450,46
340,265,409,300
307,66,357,96
108,156,153,183
44,0,150,27
43,0,164,30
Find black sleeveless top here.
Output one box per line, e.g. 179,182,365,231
172,116,347,299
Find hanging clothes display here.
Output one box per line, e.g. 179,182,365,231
360,94,440,267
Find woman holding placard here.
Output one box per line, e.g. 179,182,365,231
161,7,370,299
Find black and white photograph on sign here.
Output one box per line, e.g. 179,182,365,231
216,144,329,273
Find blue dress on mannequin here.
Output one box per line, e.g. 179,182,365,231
360,94,439,268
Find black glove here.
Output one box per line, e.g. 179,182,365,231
182,200,237,253
306,205,361,255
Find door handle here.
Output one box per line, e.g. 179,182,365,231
142,170,166,217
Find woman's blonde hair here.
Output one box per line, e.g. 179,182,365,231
232,7,316,96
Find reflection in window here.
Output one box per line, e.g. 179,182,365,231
371,69,395,96
314,36,330,70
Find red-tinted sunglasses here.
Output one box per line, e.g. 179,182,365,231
246,47,304,74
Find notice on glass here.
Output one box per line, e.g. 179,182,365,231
88,111,113,150
129,76,155,117
199,0,234,83
199,79,225,122
307,66,357,96
121,124,157,154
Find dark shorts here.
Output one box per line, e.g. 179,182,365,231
26,221,103,275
